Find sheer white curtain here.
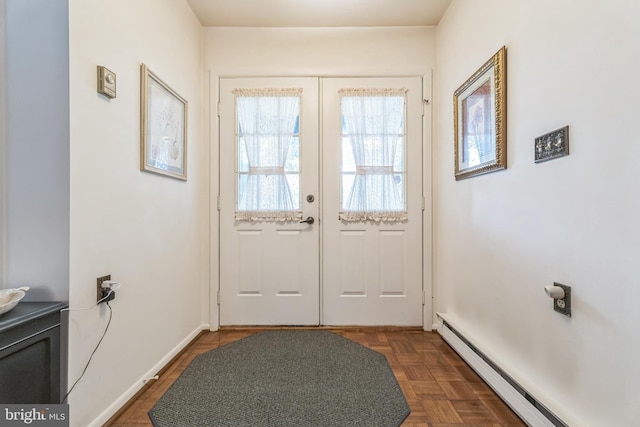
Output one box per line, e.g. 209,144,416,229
233,88,302,221
339,88,408,222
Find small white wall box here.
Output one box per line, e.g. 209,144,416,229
97,66,116,98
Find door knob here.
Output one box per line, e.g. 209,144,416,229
299,217,315,225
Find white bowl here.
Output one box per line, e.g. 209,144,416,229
0,287,30,316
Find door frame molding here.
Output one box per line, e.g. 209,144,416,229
208,73,433,331
422,70,434,331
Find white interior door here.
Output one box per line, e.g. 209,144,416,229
219,77,320,326
219,76,424,326
321,77,424,326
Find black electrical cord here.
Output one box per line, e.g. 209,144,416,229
61,297,113,404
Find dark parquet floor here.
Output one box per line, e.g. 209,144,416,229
107,329,525,427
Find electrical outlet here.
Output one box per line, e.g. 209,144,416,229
553,282,571,317
97,275,111,303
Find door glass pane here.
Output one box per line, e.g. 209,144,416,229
339,89,408,222
233,89,303,221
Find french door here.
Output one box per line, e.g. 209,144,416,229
218,76,424,326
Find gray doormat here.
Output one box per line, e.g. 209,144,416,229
149,330,410,426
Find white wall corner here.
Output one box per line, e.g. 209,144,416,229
87,324,209,427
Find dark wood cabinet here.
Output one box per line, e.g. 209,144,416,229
0,302,67,404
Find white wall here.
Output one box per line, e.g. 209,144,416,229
3,0,70,300
204,26,437,327
67,1,206,425
435,1,640,425
204,27,436,77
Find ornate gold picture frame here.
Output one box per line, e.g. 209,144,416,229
454,46,506,180
140,64,188,180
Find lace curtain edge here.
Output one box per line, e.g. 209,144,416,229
235,211,304,222
339,87,408,97
338,211,408,223
233,88,303,97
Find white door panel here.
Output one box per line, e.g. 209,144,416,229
321,77,423,326
219,77,319,326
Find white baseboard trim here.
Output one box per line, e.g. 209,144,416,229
436,315,567,427
88,323,210,427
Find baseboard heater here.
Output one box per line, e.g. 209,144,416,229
438,317,568,427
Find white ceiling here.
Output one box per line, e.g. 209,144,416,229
186,0,452,27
